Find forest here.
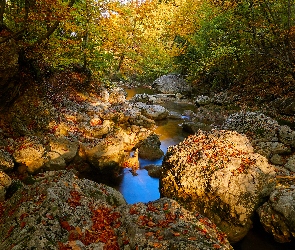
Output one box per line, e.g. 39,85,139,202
1,0,294,91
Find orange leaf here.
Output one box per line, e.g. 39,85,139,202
145,231,154,237
172,232,180,236
188,236,197,240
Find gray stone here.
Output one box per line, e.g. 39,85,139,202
0,170,233,250
285,155,295,172
144,165,162,178
221,111,279,142
254,142,291,159
257,182,295,243
195,95,212,106
278,125,295,147
270,154,284,166
0,149,14,171
152,74,191,95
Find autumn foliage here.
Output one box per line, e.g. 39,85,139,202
1,0,294,86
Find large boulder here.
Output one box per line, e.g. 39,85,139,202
257,179,295,243
0,170,126,249
115,198,233,250
160,130,276,242
152,74,191,95
0,170,233,250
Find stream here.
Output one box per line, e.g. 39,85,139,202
112,87,295,250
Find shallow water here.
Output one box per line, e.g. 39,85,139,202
115,117,188,204
117,87,295,249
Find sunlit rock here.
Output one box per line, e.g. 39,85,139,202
44,151,66,171
13,136,47,173
79,135,126,176
160,130,276,242
49,136,79,163
108,87,127,104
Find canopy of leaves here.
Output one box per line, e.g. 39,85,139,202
1,0,294,86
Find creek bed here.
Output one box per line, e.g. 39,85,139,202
113,87,295,250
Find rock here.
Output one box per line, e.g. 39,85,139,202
115,198,233,250
144,164,162,178
49,136,79,163
278,125,295,147
195,95,212,106
13,136,47,173
284,154,295,172
141,104,169,120
79,135,126,176
0,149,14,172
0,170,233,249
45,151,67,170
137,134,164,160
108,87,127,104
129,114,156,128
168,111,182,119
152,74,191,95
0,170,126,249
160,130,276,242
273,97,295,116
182,121,211,134
221,111,279,142
257,181,295,243
130,93,153,104
0,171,12,201
270,154,285,166
81,119,112,139
254,142,291,159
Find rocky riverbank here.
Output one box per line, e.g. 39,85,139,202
0,72,295,248
0,71,235,249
